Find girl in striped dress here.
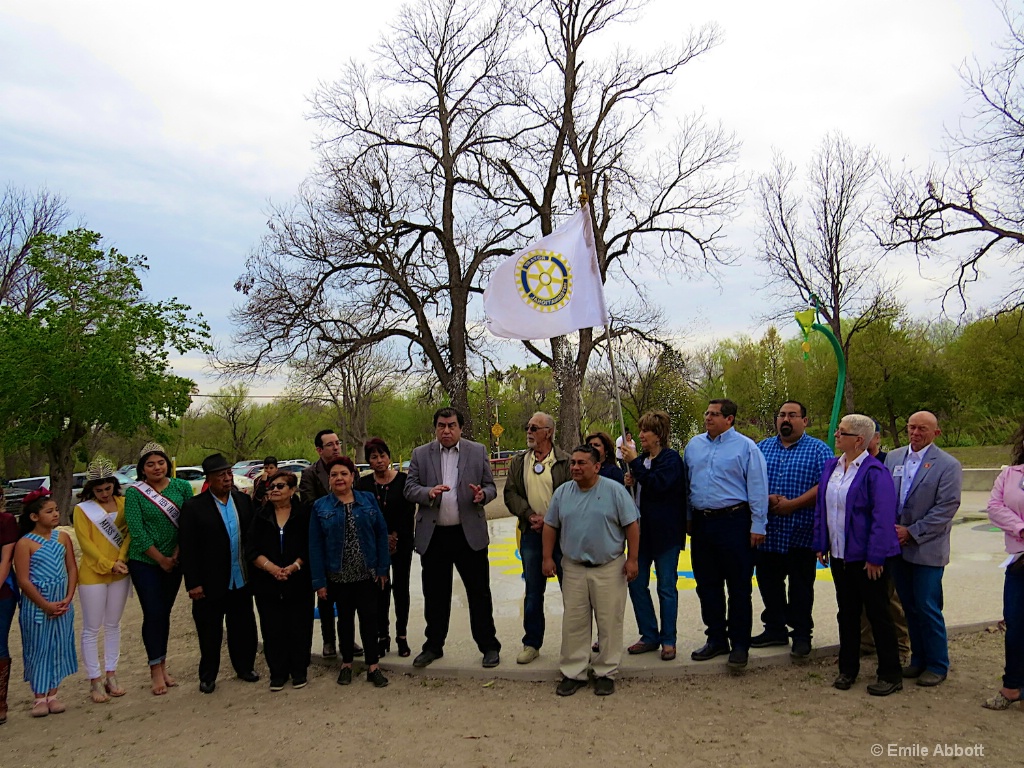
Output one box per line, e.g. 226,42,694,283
13,490,78,718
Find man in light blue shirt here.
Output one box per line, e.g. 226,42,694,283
684,399,769,670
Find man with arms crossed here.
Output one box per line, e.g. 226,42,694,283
543,445,639,696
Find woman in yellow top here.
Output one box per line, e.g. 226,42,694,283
73,460,130,704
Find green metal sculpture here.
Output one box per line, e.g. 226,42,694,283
795,295,845,450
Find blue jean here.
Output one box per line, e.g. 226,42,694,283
128,560,182,666
893,557,948,675
1003,562,1024,689
519,527,561,649
0,595,16,658
628,546,681,646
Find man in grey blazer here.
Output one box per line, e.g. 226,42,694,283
404,407,501,668
884,411,962,687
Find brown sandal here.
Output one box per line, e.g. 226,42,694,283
982,690,1023,710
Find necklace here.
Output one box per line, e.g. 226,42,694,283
374,480,390,510
533,450,550,475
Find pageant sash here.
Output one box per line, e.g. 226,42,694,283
133,481,180,527
78,500,125,550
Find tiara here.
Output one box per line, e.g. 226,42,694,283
139,441,166,458
87,458,116,481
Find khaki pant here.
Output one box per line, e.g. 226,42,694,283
860,576,911,658
560,556,627,680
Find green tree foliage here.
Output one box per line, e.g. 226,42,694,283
0,229,210,520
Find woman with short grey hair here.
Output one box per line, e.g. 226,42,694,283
813,414,902,696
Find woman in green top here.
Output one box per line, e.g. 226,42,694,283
124,442,193,696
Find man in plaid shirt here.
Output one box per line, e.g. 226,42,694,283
754,401,833,658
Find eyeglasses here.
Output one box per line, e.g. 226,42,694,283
268,483,289,490
526,425,549,432
836,430,859,438
704,411,724,418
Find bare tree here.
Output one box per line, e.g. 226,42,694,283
201,384,288,462
229,0,528,439
0,186,70,315
883,2,1024,311
756,132,899,410
499,0,741,449
285,345,403,460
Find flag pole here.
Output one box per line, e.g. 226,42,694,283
576,177,629,456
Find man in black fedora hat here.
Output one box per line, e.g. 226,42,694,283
180,454,259,693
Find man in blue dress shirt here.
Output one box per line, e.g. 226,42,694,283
755,401,833,658
684,399,769,670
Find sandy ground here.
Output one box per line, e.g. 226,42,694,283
2,593,1022,767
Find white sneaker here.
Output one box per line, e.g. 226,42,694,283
517,646,540,664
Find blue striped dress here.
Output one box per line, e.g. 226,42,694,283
19,531,78,693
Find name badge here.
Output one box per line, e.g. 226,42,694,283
893,466,904,477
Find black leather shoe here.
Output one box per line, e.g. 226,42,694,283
396,637,411,657
236,670,260,683
367,668,389,688
556,676,587,696
337,667,352,685
833,673,856,690
790,639,812,659
199,680,216,694
593,676,615,696
691,642,730,661
727,649,748,670
413,649,443,668
916,670,947,687
482,649,500,668
867,679,903,696
750,631,789,648
902,664,924,678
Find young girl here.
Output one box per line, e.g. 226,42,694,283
14,489,78,717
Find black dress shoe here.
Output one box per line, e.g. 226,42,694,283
413,649,443,668
691,642,730,661
236,671,260,683
482,649,500,668
727,649,748,670
790,639,812,659
867,679,903,696
750,631,789,648
199,680,216,694
833,673,856,690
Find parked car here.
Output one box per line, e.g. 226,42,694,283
490,450,521,460
2,483,31,519
174,466,254,496
281,459,311,467
233,460,263,471
7,473,89,500
118,465,138,480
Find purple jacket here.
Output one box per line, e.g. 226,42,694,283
812,454,900,566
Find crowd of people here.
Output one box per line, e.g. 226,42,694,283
0,401,1022,721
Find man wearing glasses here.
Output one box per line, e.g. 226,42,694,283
504,412,570,664
755,401,833,658
298,429,359,660
405,408,501,668
684,399,769,670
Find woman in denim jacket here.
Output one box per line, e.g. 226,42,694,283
309,457,391,687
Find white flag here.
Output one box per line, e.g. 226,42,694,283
483,208,610,340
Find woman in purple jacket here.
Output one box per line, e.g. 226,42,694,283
813,414,902,696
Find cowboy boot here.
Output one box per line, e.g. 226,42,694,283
0,657,11,724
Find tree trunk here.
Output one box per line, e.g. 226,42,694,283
552,335,582,451
46,425,84,526
28,442,44,476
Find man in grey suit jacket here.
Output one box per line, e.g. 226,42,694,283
884,411,962,687
404,407,501,668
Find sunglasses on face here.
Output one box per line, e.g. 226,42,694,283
526,425,548,432
268,482,289,490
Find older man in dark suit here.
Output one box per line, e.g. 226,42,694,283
404,407,500,668
179,454,259,693
885,411,963,687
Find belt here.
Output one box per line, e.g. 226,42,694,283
694,502,749,517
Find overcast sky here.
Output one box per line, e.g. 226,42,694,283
0,0,1012,396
